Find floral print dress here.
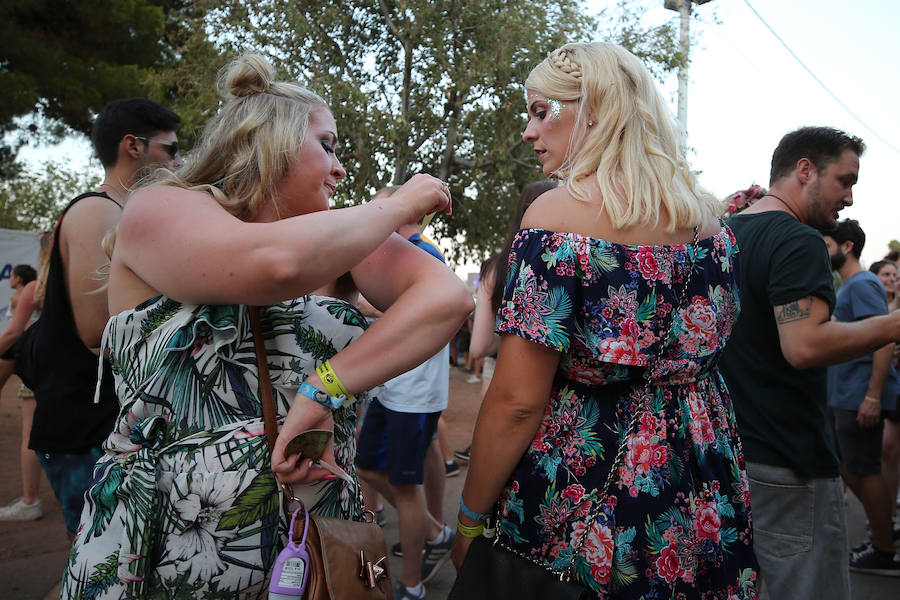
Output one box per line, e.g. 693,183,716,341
494,228,757,599
61,296,369,600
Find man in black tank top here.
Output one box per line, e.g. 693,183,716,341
24,99,181,541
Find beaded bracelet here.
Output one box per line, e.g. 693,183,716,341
459,495,488,522
316,361,356,403
456,520,484,538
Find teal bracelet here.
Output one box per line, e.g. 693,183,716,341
459,495,488,522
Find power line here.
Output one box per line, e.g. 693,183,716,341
743,0,900,155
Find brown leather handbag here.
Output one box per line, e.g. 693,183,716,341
249,306,393,599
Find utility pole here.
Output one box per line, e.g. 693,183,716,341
664,0,714,155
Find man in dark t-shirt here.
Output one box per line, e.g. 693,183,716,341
720,127,900,598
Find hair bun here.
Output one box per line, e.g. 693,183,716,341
220,53,276,98
550,48,582,80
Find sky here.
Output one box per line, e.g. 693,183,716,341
602,0,899,266
18,0,899,271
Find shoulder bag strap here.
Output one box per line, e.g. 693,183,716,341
249,306,279,455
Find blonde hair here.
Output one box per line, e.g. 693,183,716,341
143,53,329,221
525,42,717,231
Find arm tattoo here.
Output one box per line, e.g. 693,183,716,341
774,298,813,324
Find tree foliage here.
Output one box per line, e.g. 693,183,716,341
0,162,101,231
0,1,227,171
203,0,682,264
141,0,230,148
0,0,167,147
3,0,683,262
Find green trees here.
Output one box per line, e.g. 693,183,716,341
0,162,101,230
3,1,682,258
208,0,681,262
0,1,168,160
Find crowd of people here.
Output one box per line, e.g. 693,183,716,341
0,39,897,600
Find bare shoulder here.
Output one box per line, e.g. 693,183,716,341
699,213,723,240
60,193,123,232
120,186,218,235
520,186,578,231
124,185,207,217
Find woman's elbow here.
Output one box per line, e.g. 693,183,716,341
487,388,546,426
435,277,474,324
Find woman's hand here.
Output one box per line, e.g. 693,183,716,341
271,392,346,484
379,174,452,224
451,528,474,571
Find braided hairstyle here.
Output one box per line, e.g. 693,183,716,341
525,42,717,232
141,54,329,221
549,47,583,79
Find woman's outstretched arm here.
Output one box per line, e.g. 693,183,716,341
272,233,473,483
114,174,451,307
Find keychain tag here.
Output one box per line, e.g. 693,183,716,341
269,506,310,599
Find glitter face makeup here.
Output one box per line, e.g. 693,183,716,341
547,98,564,122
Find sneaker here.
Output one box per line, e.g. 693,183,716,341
851,539,872,559
421,525,455,584
392,541,403,557
393,580,425,600
849,544,900,576
453,446,471,463
465,375,481,383
0,497,42,521
445,461,460,477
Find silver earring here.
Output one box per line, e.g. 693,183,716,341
588,120,594,127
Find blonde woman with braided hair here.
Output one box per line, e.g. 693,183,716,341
451,43,757,599
61,53,472,599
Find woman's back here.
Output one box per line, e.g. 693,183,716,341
491,219,754,597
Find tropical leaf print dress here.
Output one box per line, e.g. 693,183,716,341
494,228,758,599
60,297,369,600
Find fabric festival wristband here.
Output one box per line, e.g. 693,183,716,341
316,361,356,403
863,395,881,404
297,380,345,411
459,495,488,522
457,520,484,538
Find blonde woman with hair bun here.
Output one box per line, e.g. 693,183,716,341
451,43,757,598
61,53,472,599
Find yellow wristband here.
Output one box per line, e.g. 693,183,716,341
456,520,484,538
863,395,881,404
316,361,356,405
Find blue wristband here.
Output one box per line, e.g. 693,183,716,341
297,381,347,410
459,495,488,522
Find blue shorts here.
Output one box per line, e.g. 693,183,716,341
37,447,104,534
356,397,440,485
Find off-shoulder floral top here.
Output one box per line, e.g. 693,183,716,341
494,227,758,599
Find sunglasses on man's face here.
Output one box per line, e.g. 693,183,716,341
136,136,180,159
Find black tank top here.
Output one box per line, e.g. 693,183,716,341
28,192,121,453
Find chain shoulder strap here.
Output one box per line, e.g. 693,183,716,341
564,225,700,577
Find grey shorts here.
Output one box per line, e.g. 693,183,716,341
831,407,884,476
746,461,849,600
